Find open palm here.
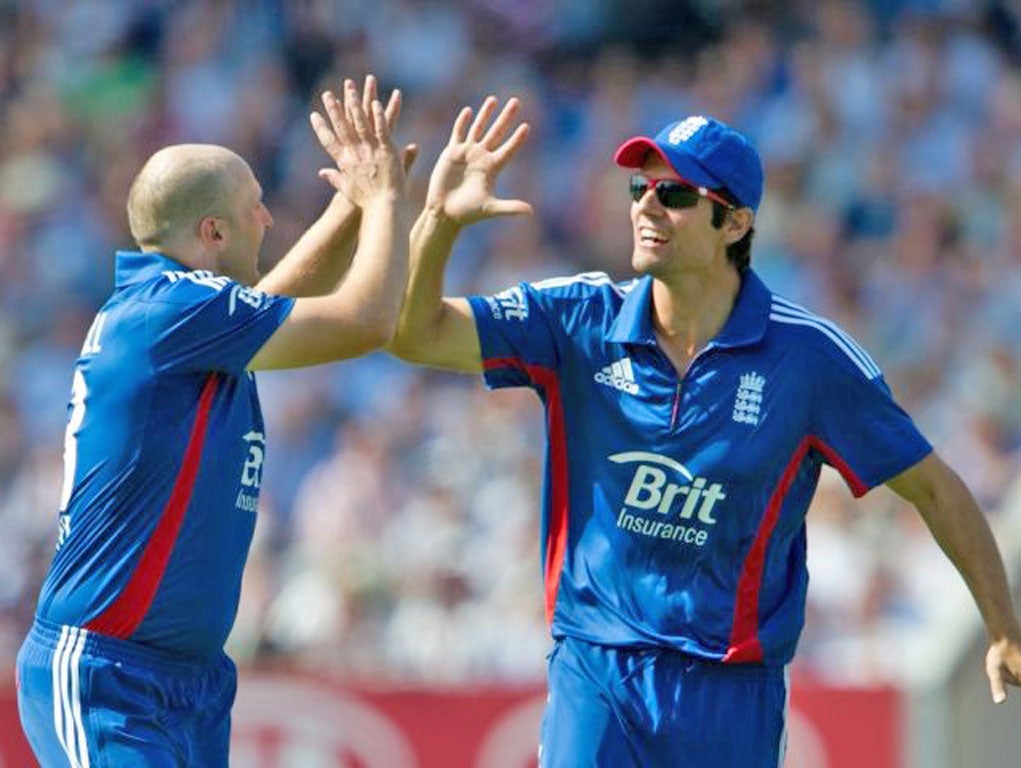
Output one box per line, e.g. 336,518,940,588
427,96,532,227
311,75,416,203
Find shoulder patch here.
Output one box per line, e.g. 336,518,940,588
484,285,529,322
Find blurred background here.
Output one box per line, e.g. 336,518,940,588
3,0,1021,765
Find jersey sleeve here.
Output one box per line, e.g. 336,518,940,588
467,282,560,389
148,277,295,376
810,341,932,496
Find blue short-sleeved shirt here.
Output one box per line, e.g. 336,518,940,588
468,270,931,665
35,251,294,660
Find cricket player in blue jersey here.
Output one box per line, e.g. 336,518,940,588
389,98,1021,766
16,76,411,767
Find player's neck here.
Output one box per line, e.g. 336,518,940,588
651,265,741,358
143,242,218,275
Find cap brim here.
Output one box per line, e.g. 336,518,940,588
614,136,724,192
613,137,664,169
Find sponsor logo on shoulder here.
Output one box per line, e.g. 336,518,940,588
229,284,266,315
594,357,639,395
732,371,765,426
486,286,528,322
608,451,728,547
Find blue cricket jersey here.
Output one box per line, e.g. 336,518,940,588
468,270,931,665
35,251,293,660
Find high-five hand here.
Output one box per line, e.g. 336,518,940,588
986,636,1021,703
426,96,532,227
310,76,409,206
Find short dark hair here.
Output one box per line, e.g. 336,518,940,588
711,188,754,273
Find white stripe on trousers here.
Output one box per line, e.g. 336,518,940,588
51,626,90,768
777,665,790,768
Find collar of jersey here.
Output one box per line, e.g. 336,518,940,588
115,250,191,287
606,269,771,349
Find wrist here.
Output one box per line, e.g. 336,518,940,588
421,204,462,235
327,192,359,216
989,624,1021,645
361,190,407,211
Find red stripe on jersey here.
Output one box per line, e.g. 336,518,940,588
724,436,867,663
85,374,220,638
484,357,568,626
811,437,869,497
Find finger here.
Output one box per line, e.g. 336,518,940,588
401,143,419,174
481,97,521,148
384,89,402,128
371,99,389,141
309,112,342,159
362,74,378,117
345,79,371,141
450,106,473,144
317,167,346,190
468,95,499,142
989,660,1008,703
322,89,356,147
483,198,534,218
492,122,531,170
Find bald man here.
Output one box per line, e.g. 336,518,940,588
16,77,408,767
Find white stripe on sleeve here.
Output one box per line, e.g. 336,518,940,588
770,298,881,378
770,307,881,379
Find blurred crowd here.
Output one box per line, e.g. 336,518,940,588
3,0,1021,685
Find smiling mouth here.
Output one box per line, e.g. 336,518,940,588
638,227,669,246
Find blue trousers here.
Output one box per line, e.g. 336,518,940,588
16,618,236,768
540,635,788,768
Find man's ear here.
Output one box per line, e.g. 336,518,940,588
724,208,753,244
198,216,224,248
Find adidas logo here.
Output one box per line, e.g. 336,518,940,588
595,357,640,395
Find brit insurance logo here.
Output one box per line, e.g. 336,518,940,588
486,286,528,322
594,357,639,395
732,371,765,426
609,451,727,547
235,430,264,513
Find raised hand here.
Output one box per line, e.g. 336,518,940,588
310,76,409,206
986,637,1021,703
426,96,532,227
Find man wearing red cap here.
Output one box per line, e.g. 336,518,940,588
390,97,1021,766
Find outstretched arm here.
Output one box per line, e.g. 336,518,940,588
257,76,417,298
248,77,409,369
887,452,1021,703
388,96,532,373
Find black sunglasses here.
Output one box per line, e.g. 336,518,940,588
628,174,735,210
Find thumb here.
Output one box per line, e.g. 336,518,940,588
482,198,534,219
317,168,345,191
402,143,419,174
988,659,1008,703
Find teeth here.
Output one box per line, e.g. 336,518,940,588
639,227,667,243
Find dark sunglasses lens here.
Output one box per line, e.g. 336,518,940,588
629,175,651,202
628,175,701,208
656,182,700,209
